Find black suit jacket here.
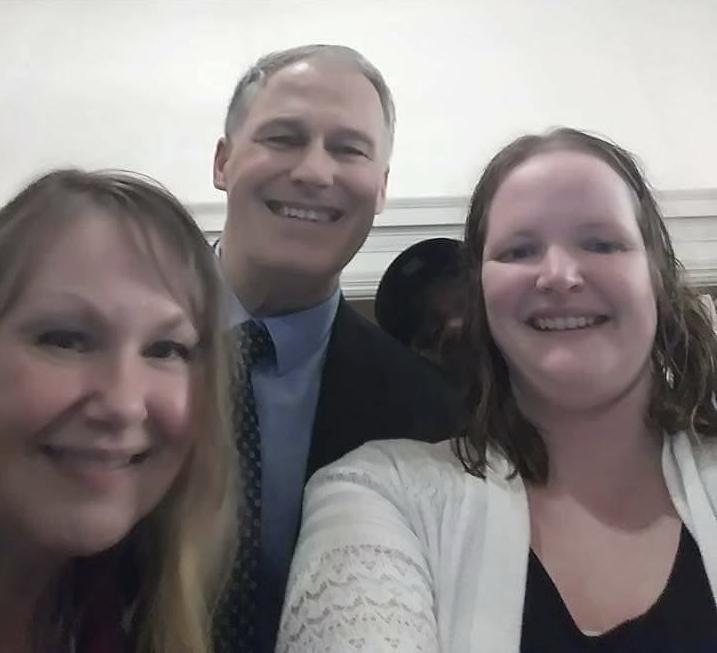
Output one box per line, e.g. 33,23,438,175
308,298,464,476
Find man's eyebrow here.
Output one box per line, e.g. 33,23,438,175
254,117,304,132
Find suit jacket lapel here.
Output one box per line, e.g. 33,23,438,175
308,298,388,478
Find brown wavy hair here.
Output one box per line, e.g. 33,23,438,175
0,169,238,652
454,128,717,484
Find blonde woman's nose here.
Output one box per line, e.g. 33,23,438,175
84,353,149,428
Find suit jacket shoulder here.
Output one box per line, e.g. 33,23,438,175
307,299,464,476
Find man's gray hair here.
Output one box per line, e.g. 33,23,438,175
223,44,396,157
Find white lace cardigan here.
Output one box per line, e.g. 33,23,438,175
276,433,717,652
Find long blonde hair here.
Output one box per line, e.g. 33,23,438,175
0,169,238,652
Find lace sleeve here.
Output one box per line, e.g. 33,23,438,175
276,467,439,652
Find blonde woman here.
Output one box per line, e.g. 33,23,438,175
0,170,238,652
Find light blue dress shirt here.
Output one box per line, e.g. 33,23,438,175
224,283,340,641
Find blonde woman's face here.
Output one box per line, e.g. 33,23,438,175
0,213,200,558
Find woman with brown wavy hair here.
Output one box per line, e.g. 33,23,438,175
0,170,237,652
278,128,717,652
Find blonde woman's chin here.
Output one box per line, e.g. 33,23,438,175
23,502,155,560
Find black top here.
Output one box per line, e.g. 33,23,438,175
521,525,717,652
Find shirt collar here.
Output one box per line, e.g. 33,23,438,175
216,237,340,374
262,289,340,375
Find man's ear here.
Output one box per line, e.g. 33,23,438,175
213,137,230,190
375,166,390,215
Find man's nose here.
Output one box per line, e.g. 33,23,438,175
535,246,584,293
289,141,336,188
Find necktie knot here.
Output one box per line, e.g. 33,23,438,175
238,320,274,370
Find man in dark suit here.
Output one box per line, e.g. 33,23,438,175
212,44,462,652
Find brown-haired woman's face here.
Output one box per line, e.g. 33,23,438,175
480,149,657,410
0,212,200,558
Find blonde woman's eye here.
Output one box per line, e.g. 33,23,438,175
145,340,194,361
36,329,92,353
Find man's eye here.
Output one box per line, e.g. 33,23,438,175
36,330,92,352
496,244,537,262
583,239,624,254
333,144,368,158
264,134,300,148
145,340,194,362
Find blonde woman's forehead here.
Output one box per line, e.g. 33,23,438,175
21,214,193,310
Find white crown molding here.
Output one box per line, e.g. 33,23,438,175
192,188,717,299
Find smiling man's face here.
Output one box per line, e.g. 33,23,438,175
213,58,389,314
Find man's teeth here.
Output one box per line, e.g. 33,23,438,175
269,202,337,223
534,316,599,331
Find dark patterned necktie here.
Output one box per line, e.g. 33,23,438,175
214,319,275,653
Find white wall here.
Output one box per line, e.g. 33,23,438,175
3,0,717,200
2,0,716,293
